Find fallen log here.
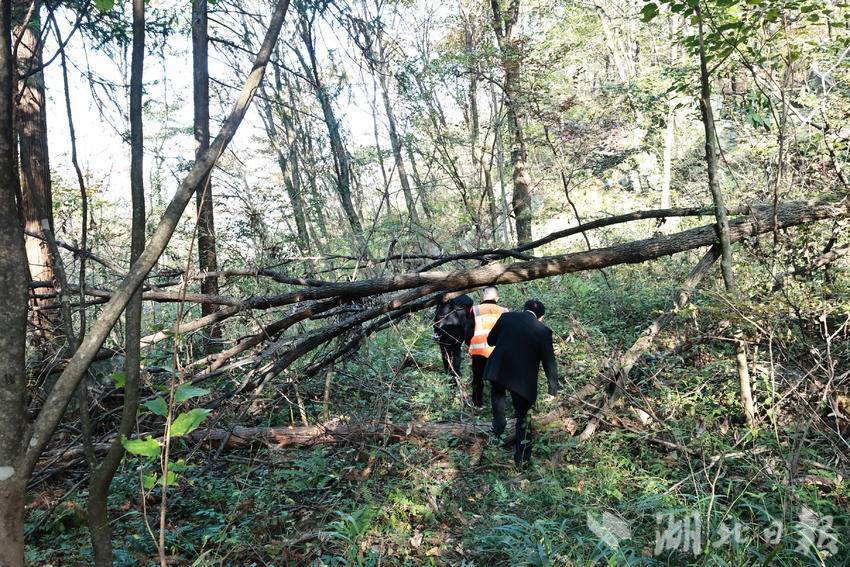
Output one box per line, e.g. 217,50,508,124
187,420,491,449
36,420,490,470
136,199,850,376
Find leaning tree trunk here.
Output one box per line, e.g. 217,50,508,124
14,0,58,340
85,0,146,564
490,0,533,245
696,2,734,292
296,14,363,240
0,0,30,564
192,0,221,345
20,0,292,487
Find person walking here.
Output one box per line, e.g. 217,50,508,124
484,299,559,469
465,286,507,407
433,294,473,377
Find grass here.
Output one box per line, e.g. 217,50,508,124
26,261,850,566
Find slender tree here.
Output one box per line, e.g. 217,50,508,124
490,0,533,244
695,1,734,291
83,0,146,563
0,0,28,560
192,0,221,345
295,8,364,239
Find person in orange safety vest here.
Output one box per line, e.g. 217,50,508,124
464,286,507,407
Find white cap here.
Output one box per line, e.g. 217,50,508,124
482,286,499,301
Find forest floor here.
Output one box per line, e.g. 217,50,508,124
25,261,850,566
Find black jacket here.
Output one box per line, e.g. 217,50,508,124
433,294,473,346
483,311,559,403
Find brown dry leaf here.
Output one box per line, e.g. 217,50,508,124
426,546,440,556
409,530,423,548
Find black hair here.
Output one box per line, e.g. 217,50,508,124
523,299,545,318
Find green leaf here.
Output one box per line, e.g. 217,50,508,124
143,473,158,490
170,408,211,438
94,0,114,11
144,397,169,417
163,470,180,486
641,2,660,22
111,371,126,388
143,471,178,489
122,436,161,458
175,384,210,403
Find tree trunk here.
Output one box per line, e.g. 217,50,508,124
379,67,419,224
404,140,433,220
259,81,310,251
490,0,533,245
465,23,497,242
14,0,57,339
491,85,513,242
696,3,735,292
188,421,489,449
661,104,674,210
736,338,755,425
192,0,221,344
577,245,721,442
296,14,363,239
301,127,330,246
0,0,29,563
85,0,146,564
0,481,25,567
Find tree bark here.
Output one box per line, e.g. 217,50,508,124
491,84,513,242
14,0,57,339
0,0,29,562
259,81,310,251
490,0,533,245
192,0,221,344
736,337,755,425
85,0,146,564
379,67,419,224
696,2,735,291
404,139,433,220
188,421,489,449
661,103,674,210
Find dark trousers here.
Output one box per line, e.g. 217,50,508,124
471,355,488,407
491,383,534,467
439,342,462,377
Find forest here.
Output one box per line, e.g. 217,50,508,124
0,0,848,564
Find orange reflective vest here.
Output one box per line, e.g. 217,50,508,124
468,303,507,358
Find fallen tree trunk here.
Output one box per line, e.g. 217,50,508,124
188,421,490,448
575,244,720,442
40,420,490,465
253,200,847,386
237,199,850,308
137,199,850,363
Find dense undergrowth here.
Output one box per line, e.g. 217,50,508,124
26,249,850,566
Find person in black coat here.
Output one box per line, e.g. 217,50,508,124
484,299,559,468
433,294,473,377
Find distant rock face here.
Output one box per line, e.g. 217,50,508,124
807,63,834,94
602,150,661,193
